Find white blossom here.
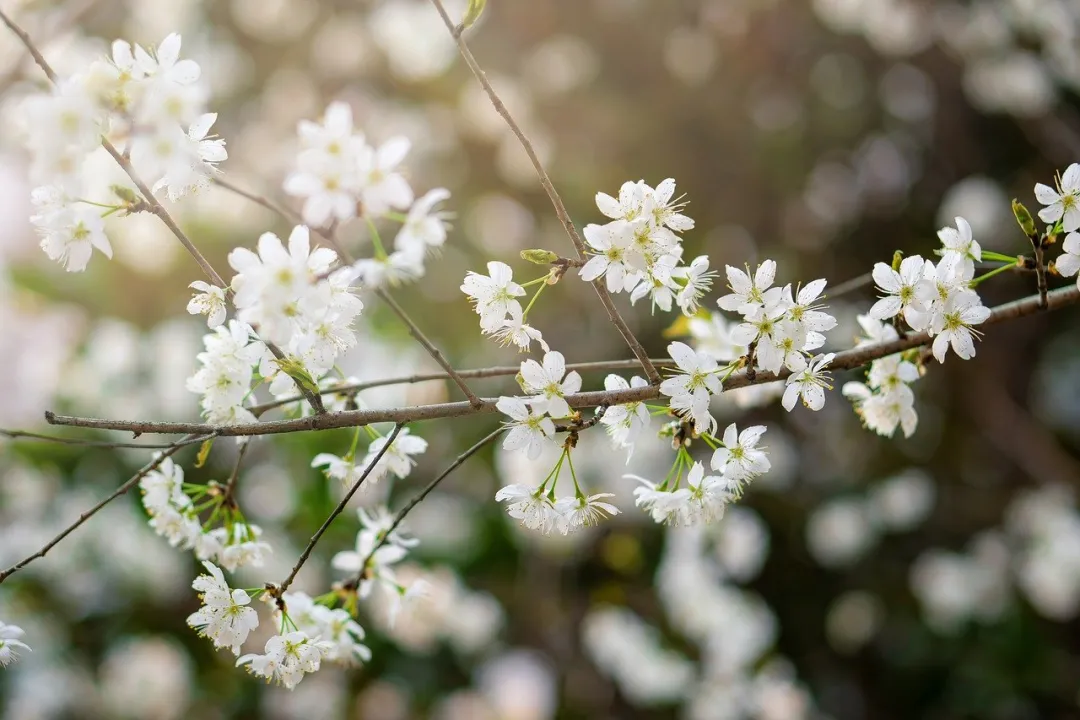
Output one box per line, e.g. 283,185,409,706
187,281,228,328
782,353,835,412
237,631,333,690
519,350,582,419
711,423,770,488
496,396,557,460
495,483,561,533
659,341,720,434
1034,163,1080,232
186,561,260,655
0,622,31,667
461,261,525,334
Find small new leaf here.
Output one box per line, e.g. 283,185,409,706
195,437,215,469
521,249,558,265
1012,199,1038,239
462,0,486,29
274,358,320,395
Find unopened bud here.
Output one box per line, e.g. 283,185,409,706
521,249,558,265
111,185,139,205
1012,199,1037,238
462,0,487,29
890,250,904,272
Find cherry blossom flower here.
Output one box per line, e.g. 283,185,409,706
717,261,781,318
186,561,260,655
461,261,526,333
357,136,414,214
520,350,582,419
711,423,770,487
495,483,561,533
1054,232,1080,289
580,220,640,292
394,188,452,255
0,622,31,667
496,396,556,460
556,493,621,533
600,375,651,455
930,291,991,362
187,281,228,327
659,341,720,434
237,632,333,690
868,255,931,325
782,353,835,412
1035,163,1080,232
938,217,981,279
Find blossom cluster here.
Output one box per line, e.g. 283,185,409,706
285,101,451,288
24,34,225,272
842,316,922,438
461,261,547,352
139,455,270,570
582,179,713,314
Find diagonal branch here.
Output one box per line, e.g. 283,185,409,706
426,0,660,384
276,424,403,597
344,426,503,591
0,428,211,450
41,283,1080,438
0,433,212,585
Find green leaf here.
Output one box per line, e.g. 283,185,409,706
274,357,320,395
195,437,214,469
462,0,487,29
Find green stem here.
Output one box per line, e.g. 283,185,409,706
970,262,1015,287
384,211,408,223
346,427,363,461
981,251,1019,263
521,281,548,321
565,448,583,497
539,450,566,494
77,198,122,210
366,218,388,260
519,275,551,289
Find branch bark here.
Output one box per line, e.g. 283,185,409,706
42,283,1080,437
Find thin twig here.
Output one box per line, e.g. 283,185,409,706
0,433,210,585
276,424,403,596
427,0,659,384
0,9,327,415
346,427,502,590
42,282,1080,437
250,357,677,416
220,439,252,505
376,288,485,407
0,428,209,450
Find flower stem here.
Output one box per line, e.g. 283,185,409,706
366,218,388,260
521,281,547,321
981,250,1019,263
970,262,1015,287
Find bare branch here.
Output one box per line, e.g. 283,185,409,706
375,288,486,407
276,424,403,596
426,0,660,384
43,283,1080,438
0,428,210,450
345,427,503,591
0,433,212,585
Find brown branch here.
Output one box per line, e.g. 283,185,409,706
345,426,502,591
427,0,659,384
0,428,209,450
43,283,1080,438
828,272,874,298
220,438,252,505
0,433,211,585
0,11,327,415
376,288,485,408
250,357,678,416
276,424,403,596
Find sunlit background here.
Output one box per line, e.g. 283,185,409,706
3,0,1080,717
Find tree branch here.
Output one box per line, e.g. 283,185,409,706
426,0,659,384
276,424,403,597
42,283,1080,437
376,288,485,407
345,426,503,591
0,433,211,585
249,357,678,416
0,428,211,450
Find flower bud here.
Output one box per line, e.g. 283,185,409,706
1012,199,1037,238
462,0,487,29
521,249,558,265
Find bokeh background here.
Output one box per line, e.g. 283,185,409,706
3,0,1080,718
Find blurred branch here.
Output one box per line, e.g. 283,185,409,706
274,424,403,599
828,272,874,298
42,283,1080,437
427,0,660,384
344,426,503,591
0,433,212,586
0,7,326,415
0,428,209,449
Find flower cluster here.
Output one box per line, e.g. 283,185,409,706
139,455,270,569
237,632,333,690
582,179,713,314
185,561,260,655
842,316,922,438
284,101,451,288
25,34,224,272
717,262,838,376
630,423,769,527
865,218,990,363
275,591,372,666
312,427,428,488
461,261,548,352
